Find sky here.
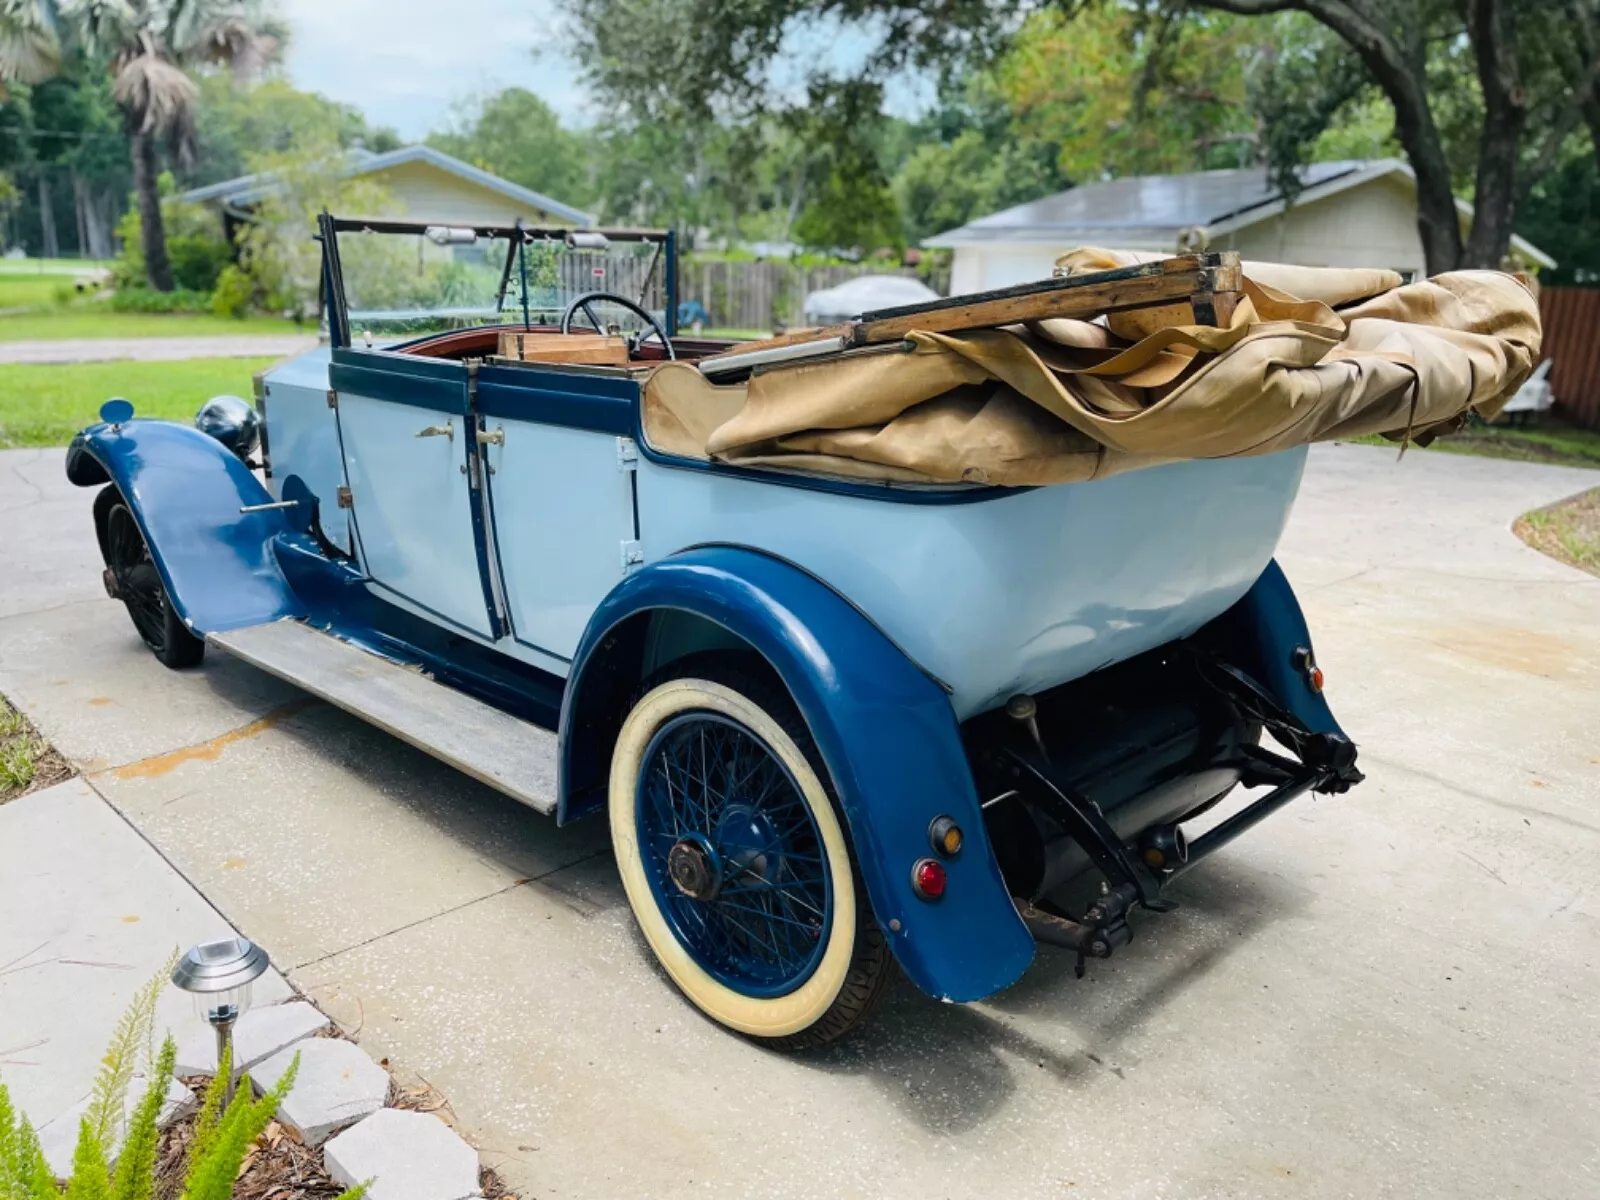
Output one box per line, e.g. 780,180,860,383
279,0,589,140
277,0,934,142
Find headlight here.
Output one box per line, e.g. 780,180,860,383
194,394,262,460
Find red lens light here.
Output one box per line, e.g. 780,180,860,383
911,858,947,900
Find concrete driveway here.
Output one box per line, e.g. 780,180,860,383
1,443,1597,1199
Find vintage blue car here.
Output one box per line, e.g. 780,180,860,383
66,216,1361,1048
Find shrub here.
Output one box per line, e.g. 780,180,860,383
167,237,232,294
0,960,367,1200
208,266,258,321
108,288,214,314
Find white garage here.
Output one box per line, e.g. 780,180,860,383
925,158,1552,293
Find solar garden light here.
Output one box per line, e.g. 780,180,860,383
171,937,270,1105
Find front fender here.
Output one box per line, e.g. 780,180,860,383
67,419,305,634
560,547,1035,1003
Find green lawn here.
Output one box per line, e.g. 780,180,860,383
0,277,76,308
0,257,112,275
0,308,304,341
0,357,276,448
1352,416,1600,470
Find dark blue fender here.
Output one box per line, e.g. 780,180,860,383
560,547,1036,1003
66,419,305,634
1209,559,1344,735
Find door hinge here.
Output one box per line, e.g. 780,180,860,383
616,436,638,472
336,486,353,509
621,539,644,572
326,389,337,409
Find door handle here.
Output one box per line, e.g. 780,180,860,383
415,423,454,441
476,427,504,446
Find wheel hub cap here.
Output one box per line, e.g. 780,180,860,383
667,837,721,901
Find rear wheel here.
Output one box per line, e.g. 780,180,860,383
608,656,896,1049
97,487,205,669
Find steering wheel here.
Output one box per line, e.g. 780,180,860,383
559,291,676,361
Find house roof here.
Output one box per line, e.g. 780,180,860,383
924,158,1554,268
177,144,594,227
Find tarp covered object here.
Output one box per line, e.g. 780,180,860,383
642,250,1543,486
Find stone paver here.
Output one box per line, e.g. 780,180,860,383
35,1076,195,1177
0,776,292,1132
250,1038,390,1146
3,443,1599,1199
173,1000,330,1079
324,1109,480,1200
0,334,317,365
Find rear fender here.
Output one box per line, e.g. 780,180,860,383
1203,559,1344,735
67,419,305,634
560,546,1035,1003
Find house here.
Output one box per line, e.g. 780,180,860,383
177,143,593,236
925,159,1554,293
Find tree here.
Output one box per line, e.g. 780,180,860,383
0,1,283,286
1191,0,1600,272
892,74,1069,242
429,88,594,212
562,0,1600,275
185,73,399,190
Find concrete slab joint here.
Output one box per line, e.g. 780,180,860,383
249,1037,391,1146
173,1000,331,1079
324,1108,481,1200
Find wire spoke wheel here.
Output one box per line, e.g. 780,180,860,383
96,488,205,669
637,712,833,997
609,658,898,1048
107,503,169,654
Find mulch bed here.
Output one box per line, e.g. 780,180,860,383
150,1063,514,1200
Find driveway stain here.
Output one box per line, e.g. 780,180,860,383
109,695,322,779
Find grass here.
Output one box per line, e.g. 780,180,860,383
0,694,70,802
0,256,112,274
1515,487,1600,576
0,308,304,341
0,356,277,448
0,276,75,308
1351,414,1600,470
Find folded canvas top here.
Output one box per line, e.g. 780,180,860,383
642,249,1542,487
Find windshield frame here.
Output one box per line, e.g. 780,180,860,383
317,212,678,350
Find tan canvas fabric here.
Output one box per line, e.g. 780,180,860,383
641,253,1542,487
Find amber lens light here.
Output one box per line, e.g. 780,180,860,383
928,815,963,857
1310,665,1326,692
911,858,947,900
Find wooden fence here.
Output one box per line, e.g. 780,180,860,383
1538,286,1600,430
678,260,949,333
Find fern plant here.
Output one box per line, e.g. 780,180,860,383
0,961,368,1200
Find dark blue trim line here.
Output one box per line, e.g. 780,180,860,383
464,417,505,640
476,364,635,435
633,433,1022,507
331,348,471,413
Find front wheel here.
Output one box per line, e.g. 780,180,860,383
609,658,895,1049
95,486,205,669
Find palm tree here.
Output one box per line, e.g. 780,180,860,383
0,2,281,289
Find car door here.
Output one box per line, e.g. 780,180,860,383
330,348,499,639
473,362,639,664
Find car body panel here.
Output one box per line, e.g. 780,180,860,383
636,447,1309,719
560,545,1037,1002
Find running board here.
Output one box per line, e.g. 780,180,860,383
207,620,558,814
